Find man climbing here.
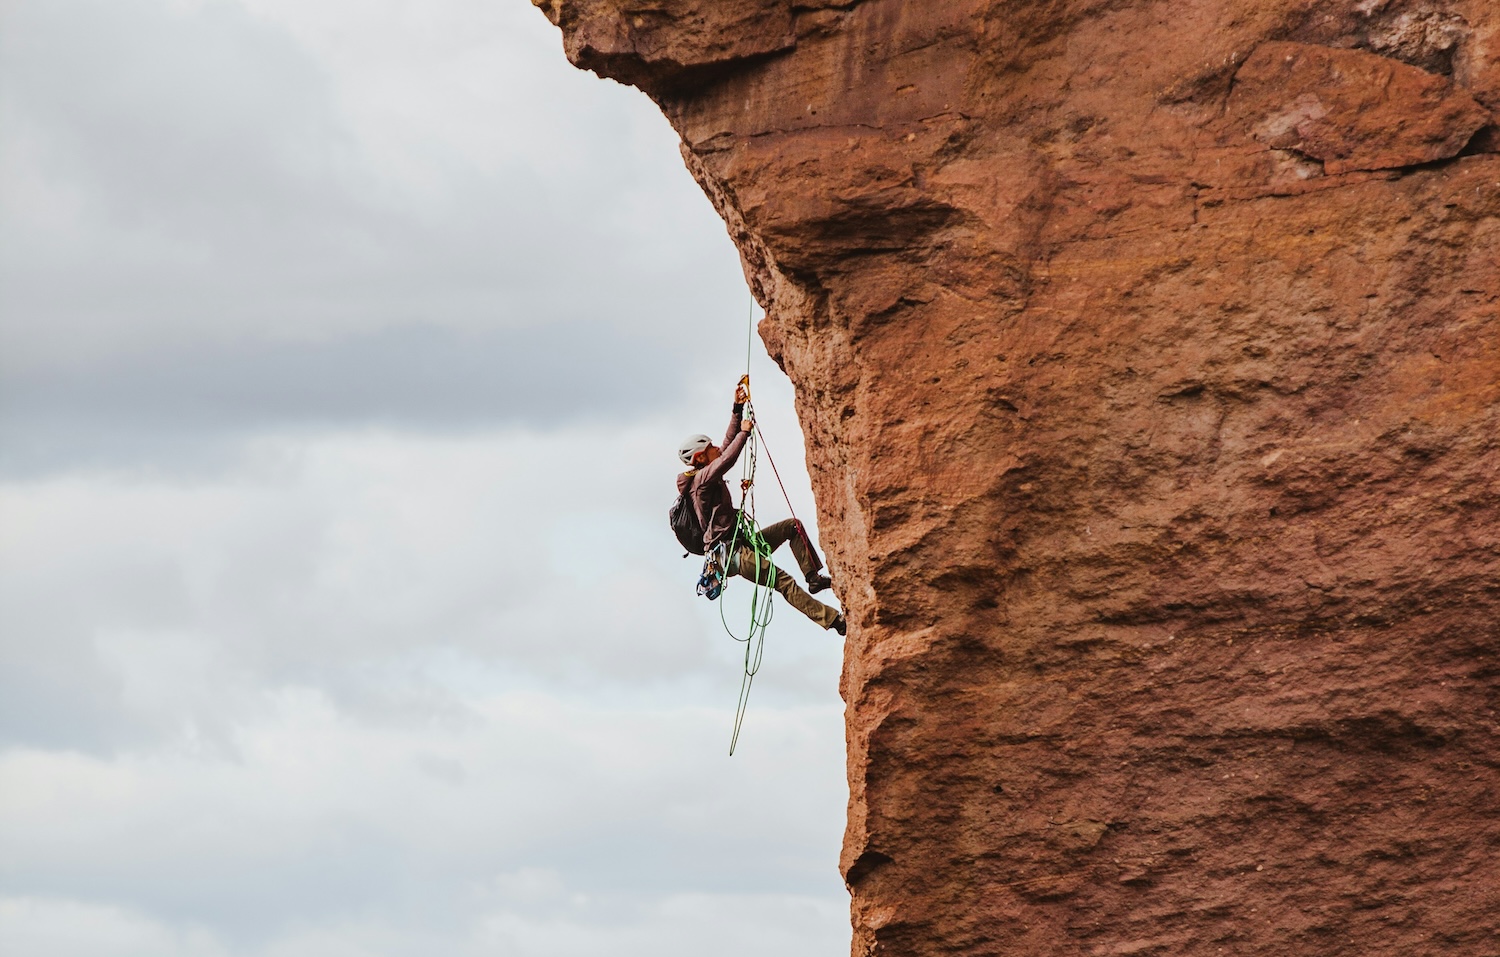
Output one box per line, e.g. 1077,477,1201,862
676,379,846,635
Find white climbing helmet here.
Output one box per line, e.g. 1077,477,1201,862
678,434,712,466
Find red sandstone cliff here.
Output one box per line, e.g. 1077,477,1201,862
535,1,1500,953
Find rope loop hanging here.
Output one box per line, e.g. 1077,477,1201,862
720,385,777,755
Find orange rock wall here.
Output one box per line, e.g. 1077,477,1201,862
536,1,1500,953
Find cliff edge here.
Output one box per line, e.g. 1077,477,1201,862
535,1,1500,953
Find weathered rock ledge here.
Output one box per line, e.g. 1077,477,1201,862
536,1,1500,953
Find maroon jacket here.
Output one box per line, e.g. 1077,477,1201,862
676,403,749,551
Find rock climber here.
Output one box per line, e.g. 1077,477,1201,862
677,380,846,635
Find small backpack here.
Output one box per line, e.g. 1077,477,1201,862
669,491,706,556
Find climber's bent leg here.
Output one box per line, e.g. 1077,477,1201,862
757,518,823,579
731,545,841,630
773,572,841,630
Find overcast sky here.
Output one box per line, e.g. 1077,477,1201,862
0,1,851,954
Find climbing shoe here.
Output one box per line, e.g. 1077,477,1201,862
831,614,847,636
807,573,833,594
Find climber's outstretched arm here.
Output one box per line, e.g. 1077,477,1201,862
700,381,752,481
703,421,749,482
720,402,743,450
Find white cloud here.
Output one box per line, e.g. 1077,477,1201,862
0,422,848,950
0,687,847,952
0,898,231,957
0,888,848,957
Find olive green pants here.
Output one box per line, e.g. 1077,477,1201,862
727,518,841,630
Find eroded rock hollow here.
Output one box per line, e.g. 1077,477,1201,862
536,1,1500,952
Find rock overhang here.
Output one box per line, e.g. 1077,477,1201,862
535,1,1500,953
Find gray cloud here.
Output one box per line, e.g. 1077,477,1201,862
0,321,697,473
0,0,748,468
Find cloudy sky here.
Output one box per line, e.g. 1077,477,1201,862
0,1,851,954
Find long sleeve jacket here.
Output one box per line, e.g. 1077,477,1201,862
675,404,748,551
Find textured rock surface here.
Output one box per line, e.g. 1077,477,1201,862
536,1,1500,953
1231,41,1490,174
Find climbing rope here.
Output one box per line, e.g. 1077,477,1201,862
716,306,784,754
744,302,819,562
752,421,822,575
